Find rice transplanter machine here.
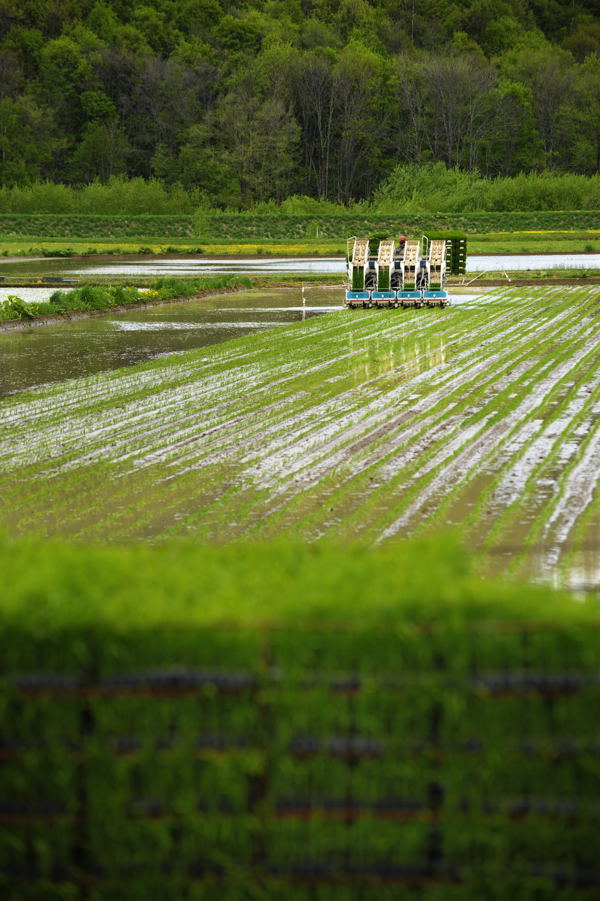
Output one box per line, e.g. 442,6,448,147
345,232,467,309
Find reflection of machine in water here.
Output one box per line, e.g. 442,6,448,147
346,231,467,309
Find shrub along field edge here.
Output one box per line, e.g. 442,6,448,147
0,275,254,322
1,537,598,898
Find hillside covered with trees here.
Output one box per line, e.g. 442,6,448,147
1,0,599,208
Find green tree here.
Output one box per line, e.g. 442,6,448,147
177,122,238,204
333,42,392,201
290,50,340,199
179,82,300,205
460,0,525,55
0,95,63,184
131,5,182,55
0,0,599,192
37,35,94,137
70,121,129,182
173,0,223,39
81,89,117,121
115,54,214,177
86,2,121,44
214,15,262,54
392,54,430,165
564,22,600,62
564,56,600,173
482,81,543,175
500,38,576,169
0,48,23,98
424,53,496,170
2,26,43,76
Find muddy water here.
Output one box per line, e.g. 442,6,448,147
0,286,342,397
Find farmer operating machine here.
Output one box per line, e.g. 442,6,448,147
346,232,467,309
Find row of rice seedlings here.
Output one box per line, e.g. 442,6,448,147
48,310,398,482
170,334,528,536
282,342,552,536
1,288,598,552
0,353,255,469
0,298,540,536
0,290,540,536
64,342,334,479
458,297,600,538
1,293,280,428
429,377,600,570
560,474,600,588
406,289,600,545
228,302,515,495
486,342,600,551
243,289,570,540
524,401,600,570
336,292,596,536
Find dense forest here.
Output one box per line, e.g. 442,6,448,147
1,0,600,208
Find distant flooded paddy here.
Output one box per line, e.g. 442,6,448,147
0,287,342,396
2,252,600,283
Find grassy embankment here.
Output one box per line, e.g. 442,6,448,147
2,210,600,259
2,535,599,898
2,285,600,588
0,276,254,322
1,232,600,258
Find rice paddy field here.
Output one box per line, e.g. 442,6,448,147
3,281,600,899
2,284,599,590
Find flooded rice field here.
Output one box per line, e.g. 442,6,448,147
2,284,599,591
0,287,340,396
2,252,600,282
467,253,600,271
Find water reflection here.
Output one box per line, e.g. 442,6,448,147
110,319,286,331
0,287,343,397
2,252,600,282
543,547,600,595
0,287,73,303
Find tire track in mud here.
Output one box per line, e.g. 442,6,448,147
2,286,599,588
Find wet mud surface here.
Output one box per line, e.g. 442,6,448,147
0,287,339,396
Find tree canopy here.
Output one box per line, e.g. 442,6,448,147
0,0,599,206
